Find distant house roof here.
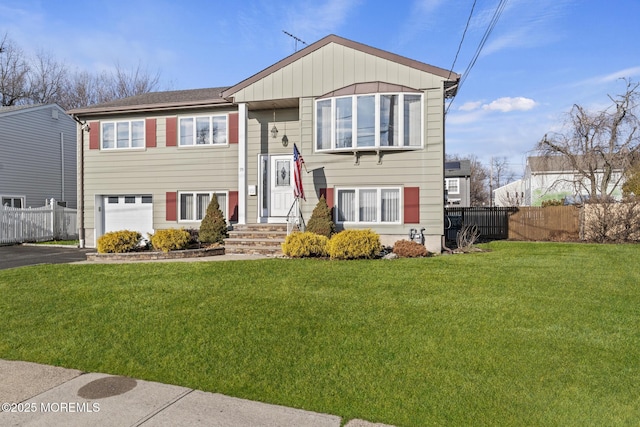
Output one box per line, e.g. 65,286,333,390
445,160,471,177
0,103,67,118
68,87,232,116
527,155,625,173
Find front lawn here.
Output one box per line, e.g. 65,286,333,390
0,241,638,426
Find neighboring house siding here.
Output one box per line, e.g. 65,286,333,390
0,105,76,208
82,113,239,247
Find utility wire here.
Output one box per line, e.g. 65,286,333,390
448,0,477,80
447,0,509,113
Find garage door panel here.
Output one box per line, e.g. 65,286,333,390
103,195,154,237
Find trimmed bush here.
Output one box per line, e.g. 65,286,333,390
327,229,381,260
97,230,142,254
306,195,335,238
392,239,429,258
150,228,190,252
282,231,329,258
199,194,228,244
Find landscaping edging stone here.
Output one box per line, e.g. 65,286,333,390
85,246,225,262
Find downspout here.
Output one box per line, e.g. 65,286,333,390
72,115,86,248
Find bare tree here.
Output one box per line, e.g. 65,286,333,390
537,78,640,200
29,50,68,105
0,33,31,106
490,156,516,189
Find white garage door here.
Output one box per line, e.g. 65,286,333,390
103,195,154,238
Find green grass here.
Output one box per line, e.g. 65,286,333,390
1,241,639,426
34,239,79,246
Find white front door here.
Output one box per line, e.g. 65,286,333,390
270,155,294,217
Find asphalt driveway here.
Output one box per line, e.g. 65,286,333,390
0,244,92,270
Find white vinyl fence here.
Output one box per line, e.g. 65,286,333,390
0,199,77,245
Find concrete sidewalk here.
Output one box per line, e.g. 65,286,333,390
0,360,393,427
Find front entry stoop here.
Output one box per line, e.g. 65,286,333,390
224,224,288,256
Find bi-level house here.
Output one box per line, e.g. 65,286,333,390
69,35,459,253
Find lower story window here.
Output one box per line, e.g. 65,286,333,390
1,196,24,208
179,191,227,221
336,187,401,223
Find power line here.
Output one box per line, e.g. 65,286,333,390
448,0,477,80
447,0,510,113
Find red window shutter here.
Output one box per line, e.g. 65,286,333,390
228,113,239,144
228,191,238,222
166,117,177,147
146,118,157,148
404,187,420,224
89,121,100,150
319,188,334,209
166,192,177,221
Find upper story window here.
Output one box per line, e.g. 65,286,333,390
316,93,423,152
179,115,228,146
102,120,144,149
445,178,460,194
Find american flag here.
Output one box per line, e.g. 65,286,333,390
293,144,306,200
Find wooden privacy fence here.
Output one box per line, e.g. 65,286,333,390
0,199,77,245
508,206,581,241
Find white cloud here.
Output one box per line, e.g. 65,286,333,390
458,101,483,111
482,97,537,112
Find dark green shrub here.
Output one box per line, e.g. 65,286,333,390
199,194,228,244
281,231,329,258
327,229,381,260
150,228,190,252
97,230,141,253
392,239,429,258
306,195,335,238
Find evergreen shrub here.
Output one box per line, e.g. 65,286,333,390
150,228,190,252
327,229,381,260
199,195,228,244
97,230,142,254
306,195,335,238
282,231,329,258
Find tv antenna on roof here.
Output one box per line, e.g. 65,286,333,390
282,31,307,52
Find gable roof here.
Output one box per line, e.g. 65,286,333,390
0,103,68,119
222,34,460,100
68,87,232,117
445,160,471,177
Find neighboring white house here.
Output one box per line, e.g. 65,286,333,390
494,155,624,206
0,104,77,208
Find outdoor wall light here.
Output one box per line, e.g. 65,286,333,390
281,135,289,147
271,125,278,139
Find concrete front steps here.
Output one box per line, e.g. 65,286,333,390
224,224,288,256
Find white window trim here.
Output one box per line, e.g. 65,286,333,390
101,119,145,150
177,190,229,223
1,195,25,208
315,92,424,152
446,178,460,195
335,187,402,224
178,114,229,147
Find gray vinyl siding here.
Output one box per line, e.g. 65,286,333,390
0,105,77,208
82,113,238,247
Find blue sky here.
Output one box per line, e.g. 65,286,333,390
2,0,639,177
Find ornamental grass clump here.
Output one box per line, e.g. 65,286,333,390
281,231,329,258
97,230,141,253
327,229,381,260
150,228,190,252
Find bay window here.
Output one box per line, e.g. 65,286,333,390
316,93,423,151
